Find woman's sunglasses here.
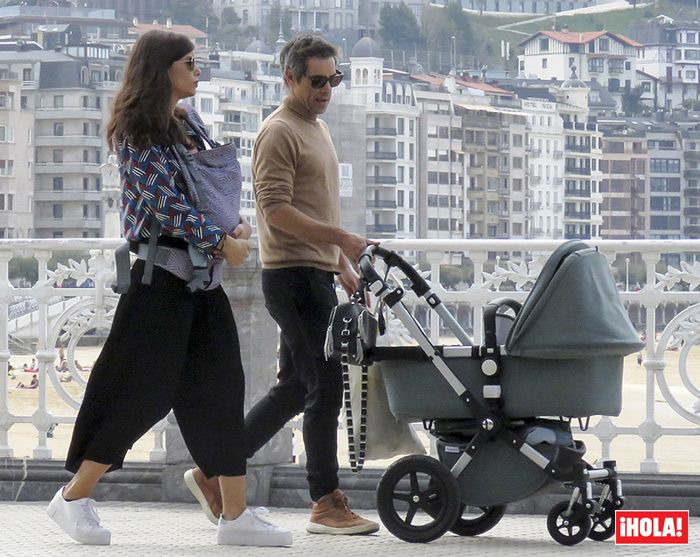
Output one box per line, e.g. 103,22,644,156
182,57,196,71
304,71,343,89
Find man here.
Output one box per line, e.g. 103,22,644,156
185,34,379,535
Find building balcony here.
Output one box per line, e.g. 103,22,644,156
684,169,700,178
553,150,563,159
222,122,244,133
35,135,103,148
366,176,397,185
566,144,592,153
34,217,102,229
499,166,510,175
564,189,591,198
366,223,397,234
530,175,542,185
684,151,700,160
366,151,397,161
366,199,397,209
34,108,103,120
34,190,103,202
684,188,700,197
34,163,101,174
553,203,563,211
529,202,542,210
565,166,592,176
553,177,563,185
366,127,397,136
683,207,700,216
564,210,592,219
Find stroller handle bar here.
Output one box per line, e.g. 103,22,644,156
358,245,430,297
358,245,473,346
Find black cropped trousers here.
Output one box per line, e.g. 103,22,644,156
66,259,246,478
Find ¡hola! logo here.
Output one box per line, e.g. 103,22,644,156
615,510,689,545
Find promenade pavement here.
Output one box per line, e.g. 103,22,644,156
0,501,697,557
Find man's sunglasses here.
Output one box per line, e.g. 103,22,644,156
182,57,196,71
304,71,343,89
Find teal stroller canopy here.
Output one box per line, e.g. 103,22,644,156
505,241,644,359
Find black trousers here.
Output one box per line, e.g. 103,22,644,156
245,267,342,501
66,259,246,478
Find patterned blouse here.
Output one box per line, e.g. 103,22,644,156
118,135,222,258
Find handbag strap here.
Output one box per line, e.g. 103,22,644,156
340,320,367,473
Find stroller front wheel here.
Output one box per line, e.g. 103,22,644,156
546,501,592,546
376,454,461,543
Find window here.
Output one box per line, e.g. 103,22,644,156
53,95,64,108
53,122,64,136
397,118,404,135
541,58,548,69
201,98,213,113
0,125,11,142
53,204,63,219
83,204,89,218
53,177,63,190
687,70,697,80
7,194,12,211
539,38,549,51
0,93,12,108
0,160,13,177
588,58,604,73
599,38,610,52
53,150,63,163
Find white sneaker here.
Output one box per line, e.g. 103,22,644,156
47,487,111,545
216,508,293,547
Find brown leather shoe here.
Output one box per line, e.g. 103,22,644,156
184,468,222,525
306,489,379,535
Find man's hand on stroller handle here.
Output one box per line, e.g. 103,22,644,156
337,231,379,267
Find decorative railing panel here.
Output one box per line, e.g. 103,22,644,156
0,239,699,474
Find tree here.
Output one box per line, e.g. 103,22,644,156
164,0,218,31
622,85,645,115
379,2,424,49
264,2,292,46
422,1,474,57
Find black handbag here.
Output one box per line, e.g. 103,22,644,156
324,291,379,472
324,292,378,366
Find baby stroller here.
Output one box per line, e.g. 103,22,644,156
357,241,643,546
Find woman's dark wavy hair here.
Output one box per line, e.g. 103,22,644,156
107,30,193,149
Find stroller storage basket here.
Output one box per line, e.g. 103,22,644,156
372,347,623,420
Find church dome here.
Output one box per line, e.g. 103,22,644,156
351,36,381,58
561,64,587,89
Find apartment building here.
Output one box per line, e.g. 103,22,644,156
680,128,700,239
647,125,683,239
635,20,700,110
598,121,648,240
521,98,564,239
0,44,123,239
554,75,602,240
0,70,33,239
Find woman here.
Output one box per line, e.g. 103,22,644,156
46,30,292,548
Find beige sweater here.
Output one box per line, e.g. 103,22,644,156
253,96,340,271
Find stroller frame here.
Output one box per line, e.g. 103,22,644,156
359,245,625,545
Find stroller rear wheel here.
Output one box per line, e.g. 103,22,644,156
546,501,591,546
376,455,461,543
449,504,506,537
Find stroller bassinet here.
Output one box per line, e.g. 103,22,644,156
355,240,643,546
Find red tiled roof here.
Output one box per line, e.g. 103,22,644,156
520,30,642,48
129,23,207,39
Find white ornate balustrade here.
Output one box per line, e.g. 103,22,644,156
0,239,698,474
